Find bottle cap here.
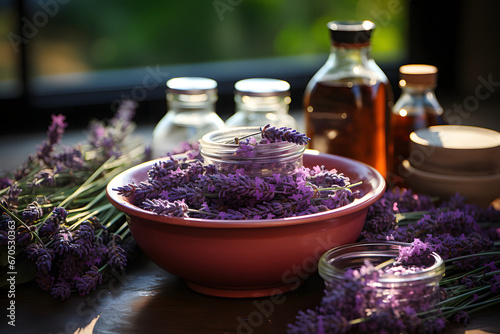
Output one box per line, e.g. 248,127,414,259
234,78,290,97
327,20,375,46
399,65,438,87
167,77,218,95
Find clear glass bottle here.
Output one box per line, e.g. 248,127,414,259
226,78,297,129
318,241,445,311
199,126,305,177
388,65,444,183
304,20,393,178
151,77,226,158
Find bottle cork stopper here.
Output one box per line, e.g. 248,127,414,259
399,64,438,87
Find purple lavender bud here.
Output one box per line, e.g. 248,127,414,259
111,100,137,128
35,271,55,291
383,187,434,213
113,183,137,198
71,222,95,256
73,266,102,296
3,182,21,209
52,226,74,255
142,198,189,218
29,168,56,188
107,243,127,270
261,124,310,145
0,177,12,190
36,114,67,165
85,237,107,267
22,202,44,224
15,225,36,245
39,207,68,238
395,239,433,266
26,243,55,273
53,146,85,170
50,280,72,300
235,137,257,157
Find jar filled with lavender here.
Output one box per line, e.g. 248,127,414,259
318,241,445,313
199,125,309,177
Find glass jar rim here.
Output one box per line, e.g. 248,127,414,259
200,126,305,160
318,241,445,284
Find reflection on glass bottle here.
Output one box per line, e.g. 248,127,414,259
151,77,226,158
304,20,393,177
388,64,444,183
226,78,297,129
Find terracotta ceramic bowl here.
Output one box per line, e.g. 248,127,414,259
106,151,385,298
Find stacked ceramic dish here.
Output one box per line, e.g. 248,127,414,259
401,125,500,206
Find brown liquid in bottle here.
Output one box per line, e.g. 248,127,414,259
389,106,443,179
304,78,390,177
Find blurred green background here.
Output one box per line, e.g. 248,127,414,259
0,0,407,81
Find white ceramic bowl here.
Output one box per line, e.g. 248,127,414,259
401,159,500,206
409,125,500,176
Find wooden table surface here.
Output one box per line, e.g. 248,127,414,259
2,252,500,334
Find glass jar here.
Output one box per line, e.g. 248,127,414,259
151,77,226,158
388,65,445,184
304,20,393,178
199,126,305,177
318,241,445,311
226,78,297,129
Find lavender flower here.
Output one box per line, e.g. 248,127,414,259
29,168,56,188
3,182,21,209
395,238,433,266
383,187,434,213
0,177,12,190
71,222,95,256
16,225,37,245
52,226,74,255
53,146,85,170
73,266,102,296
50,280,72,300
39,207,68,238
26,243,55,273
22,202,44,224
36,114,67,165
107,240,127,270
142,198,189,217
111,100,137,129
261,124,310,145
235,137,257,157
35,271,54,291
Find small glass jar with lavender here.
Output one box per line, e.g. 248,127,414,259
318,241,445,312
199,126,305,177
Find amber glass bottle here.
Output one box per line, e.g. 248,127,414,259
304,20,393,177
388,65,444,184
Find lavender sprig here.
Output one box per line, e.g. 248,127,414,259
226,124,310,146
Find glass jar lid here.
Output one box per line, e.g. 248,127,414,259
234,78,290,97
167,77,218,95
399,64,438,88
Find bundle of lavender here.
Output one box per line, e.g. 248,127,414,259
0,101,146,300
288,189,500,333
